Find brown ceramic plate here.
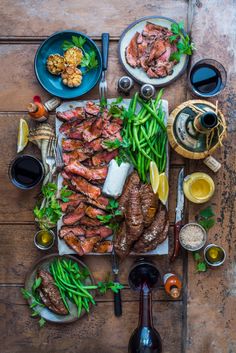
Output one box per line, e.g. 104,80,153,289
24,254,95,324
118,16,189,87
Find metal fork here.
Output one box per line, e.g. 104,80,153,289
99,33,109,105
45,136,56,183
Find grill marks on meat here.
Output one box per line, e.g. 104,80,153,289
125,22,178,79
63,233,101,256
37,270,68,315
115,173,168,258
62,139,83,152
65,160,108,181
85,101,100,116
56,107,85,122
86,226,113,239
92,150,118,166
94,240,113,253
71,176,101,199
63,202,86,225
85,206,106,219
63,150,90,165
83,116,103,142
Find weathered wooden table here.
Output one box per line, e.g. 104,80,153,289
0,1,235,352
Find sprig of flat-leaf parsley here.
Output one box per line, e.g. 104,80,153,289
62,35,98,72
34,183,73,230
169,21,195,62
97,199,122,232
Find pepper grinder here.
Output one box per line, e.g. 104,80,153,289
140,84,156,100
118,76,134,95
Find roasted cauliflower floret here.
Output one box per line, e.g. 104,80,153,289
64,47,83,66
46,54,65,75
61,66,83,87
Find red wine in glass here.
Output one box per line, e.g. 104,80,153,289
128,260,162,353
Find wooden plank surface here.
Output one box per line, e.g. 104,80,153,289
0,0,188,37
186,1,236,352
0,287,183,353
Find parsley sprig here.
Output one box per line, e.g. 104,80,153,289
62,35,98,73
34,183,73,230
97,199,122,232
169,21,195,62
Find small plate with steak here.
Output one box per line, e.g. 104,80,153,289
24,254,95,323
119,16,189,87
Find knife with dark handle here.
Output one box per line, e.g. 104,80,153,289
111,249,122,317
170,168,184,262
101,33,109,71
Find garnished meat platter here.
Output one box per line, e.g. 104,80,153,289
56,99,169,256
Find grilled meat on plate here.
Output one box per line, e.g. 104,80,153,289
37,269,68,315
56,107,85,122
94,240,113,253
63,150,90,165
63,233,100,255
85,226,113,239
84,101,100,116
85,205,106,219
65,160,108,181
71,176,101,199
83,117,103,142
62,139,83,152
140,184,159,227
62,202,86,225
79,216,102,227
59,225,85,238
91,149,118,166
118,171,140,213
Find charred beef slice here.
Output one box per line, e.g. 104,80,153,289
37,269,68,315
133,201,169,253
140,184,159,227
118,171,140,213
114,221,129,259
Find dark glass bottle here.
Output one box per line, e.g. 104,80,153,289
128,283,162,353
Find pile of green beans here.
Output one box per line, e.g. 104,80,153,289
123,90,167,183
50,259,97,317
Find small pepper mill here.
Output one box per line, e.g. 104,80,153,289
140,84,156,100
118,76,134,95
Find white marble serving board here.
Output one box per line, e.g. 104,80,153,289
56,98,169,255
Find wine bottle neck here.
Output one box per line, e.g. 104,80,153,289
138,283,153,327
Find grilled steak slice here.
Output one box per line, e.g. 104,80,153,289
63,150,90,165
114,221,129,259
83,116,103,142
59,225,85,238
71,176,101,199
148,40,166,63
62,139,83,152
118,171,140,212
37,270,68,315
57,107,85,122
65,160,108,181
125,32,140,68
68,119,96,140
85,205,106,219
60,193,85,212
91,149,118,166
85,195,109,210
63,202,86,225
63,233,101,255
85,101,100,116
102,121,122,138
85,138,104,152
133,201,169,252
59,120,81,135
79,216,102,227
94,240,113,253
85,226,113,239
125,186,144,242
140,184,158,227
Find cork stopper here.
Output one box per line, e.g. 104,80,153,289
27,103,38,113
170,287,180,299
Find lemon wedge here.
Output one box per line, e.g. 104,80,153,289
157,173,169,204
150,161,160,194
17,118,29,153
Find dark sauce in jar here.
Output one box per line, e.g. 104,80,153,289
190,64,222,96
10,155,43,189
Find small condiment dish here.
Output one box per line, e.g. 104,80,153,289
204,243,226,267
34,229,55,250
179,222,207,251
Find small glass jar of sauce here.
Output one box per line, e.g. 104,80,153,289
204,244,226,267
34,229,55,250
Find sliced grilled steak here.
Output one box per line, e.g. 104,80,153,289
63,233,101,255
85,101,100,116
114,221,129,259
85,205,106,219
66,119,96,140
79,216,102,227
83,116,103,142
125,186,144,242
62,202,86,225
63,150,90,165
140,184,159,227
118,171,140,212
94,240,113,253
91,149,118,166
62,139,83,152
37,270,68,315
125,32,140,68
60,193,85,213
65,160,108,181
85,226,113,239
59,120,81,135
56,107,85,122
59,225,85,238
71,176,101,200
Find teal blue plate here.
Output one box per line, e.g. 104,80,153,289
34,31,102,99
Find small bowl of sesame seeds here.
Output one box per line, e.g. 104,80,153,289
179,223,207,251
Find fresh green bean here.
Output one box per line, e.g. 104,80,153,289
140,127,161,158
137,97,166,130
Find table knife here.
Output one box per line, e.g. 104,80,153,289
99,33,109,106
111,248,122,317
170,168,185,262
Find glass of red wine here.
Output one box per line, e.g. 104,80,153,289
128,258,162,353
9,155,44,190
188,58,227,97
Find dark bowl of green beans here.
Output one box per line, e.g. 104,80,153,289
24,254,96,324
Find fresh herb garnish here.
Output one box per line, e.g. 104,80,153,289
97,199,122,231
62,35,98,72
169,21,195,62
97,281,123,294
34,183,73,230
103,137,130,166
197,206,215,232
21,278,46,328
193,251,208,273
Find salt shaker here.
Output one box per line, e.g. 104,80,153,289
140,84,156,100
118,76,134,95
